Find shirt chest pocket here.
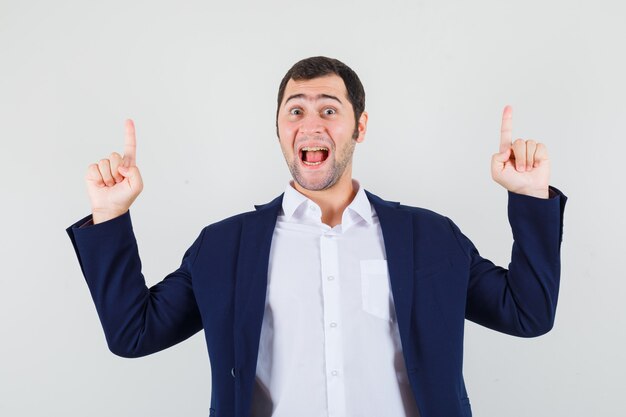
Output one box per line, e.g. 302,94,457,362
360,259,392,321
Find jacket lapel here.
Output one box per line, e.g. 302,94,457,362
233,194,283,417
366,190,415,369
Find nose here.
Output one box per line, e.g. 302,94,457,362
298,113,325,136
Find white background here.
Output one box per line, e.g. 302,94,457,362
1,0,624,416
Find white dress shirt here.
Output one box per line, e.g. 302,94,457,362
250,180,420,417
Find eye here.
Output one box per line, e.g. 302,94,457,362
323,108,336,116
289,108,303,116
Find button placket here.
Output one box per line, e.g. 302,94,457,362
320,233,346,416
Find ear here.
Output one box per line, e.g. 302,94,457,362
355,111,368,143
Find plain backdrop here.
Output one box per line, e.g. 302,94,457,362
1,0,625,416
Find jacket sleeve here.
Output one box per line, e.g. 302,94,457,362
452,187,567,337
66,210,205,357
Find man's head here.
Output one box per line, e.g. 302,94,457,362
276,56,366,139
276,57,368,192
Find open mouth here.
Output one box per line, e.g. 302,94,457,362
300,146,329,166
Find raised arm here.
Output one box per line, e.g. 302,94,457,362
67,120,203,357
462,106,566,336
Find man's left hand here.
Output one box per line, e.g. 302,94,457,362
491,105,550,199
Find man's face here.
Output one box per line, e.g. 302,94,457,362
277,74,367,192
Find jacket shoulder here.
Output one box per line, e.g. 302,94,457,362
396,203,450,222
365,189,451,224
200,193,283,234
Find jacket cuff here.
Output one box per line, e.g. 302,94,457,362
507,186,567,245
65,211,133,276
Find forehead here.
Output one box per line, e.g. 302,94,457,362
282,74,349,104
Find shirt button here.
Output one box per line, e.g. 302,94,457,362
331,370,339,376
330,322,337,328
327,275,335,281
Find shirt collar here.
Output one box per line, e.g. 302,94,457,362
345,180,374,226
281,180,374,227
281,181,310,220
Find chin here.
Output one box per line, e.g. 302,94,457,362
292,172,337,192
294,179,332,192
289,157,346,192
299,173,349,192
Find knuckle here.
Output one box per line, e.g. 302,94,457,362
85,166,98,178
99,168,111,178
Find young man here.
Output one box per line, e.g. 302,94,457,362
67,56,567,417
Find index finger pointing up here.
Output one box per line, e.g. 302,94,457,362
500,105,513,153
123,119,137,167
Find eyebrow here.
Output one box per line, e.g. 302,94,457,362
284,93,343,106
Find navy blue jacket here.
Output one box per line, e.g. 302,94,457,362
66,188,567,417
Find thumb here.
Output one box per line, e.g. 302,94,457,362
491,147,511,178
118,165,143,192
493,147,511,164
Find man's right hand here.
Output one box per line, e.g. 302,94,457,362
85,119,144,224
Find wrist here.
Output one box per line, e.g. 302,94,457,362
512,187,549,199
92,209,127,224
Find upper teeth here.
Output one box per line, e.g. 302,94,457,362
302,147,328,151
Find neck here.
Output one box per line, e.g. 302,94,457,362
293,172,357,227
